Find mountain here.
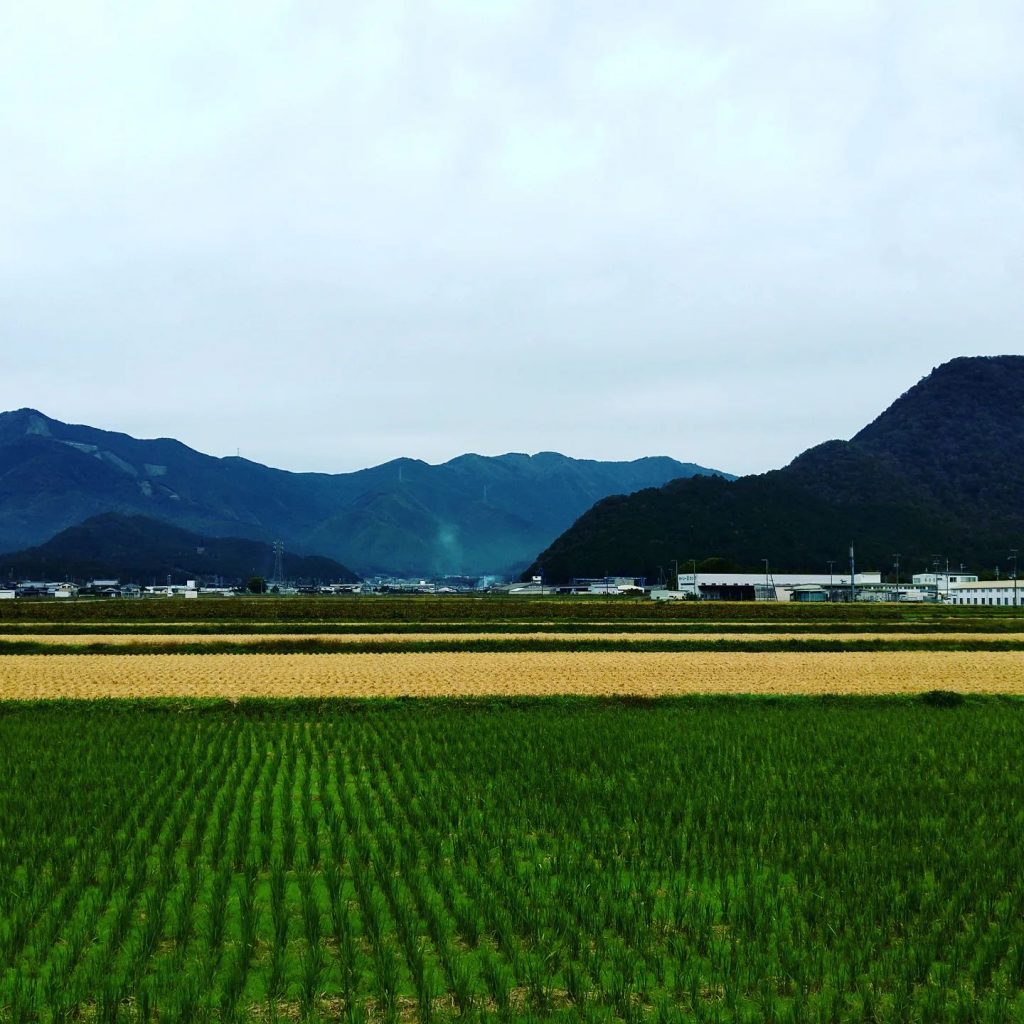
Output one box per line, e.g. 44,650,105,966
526,356,1024,581
0,410,729,575
0,513,359,584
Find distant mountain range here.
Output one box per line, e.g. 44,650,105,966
0,409,729,576
1,513,359,584
527,356,1024,581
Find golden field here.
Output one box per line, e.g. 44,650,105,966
2,650,1023,699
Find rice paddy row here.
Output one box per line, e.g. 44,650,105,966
5,633,1024,656
3,617,1024,636
3,700,1024,1023
3,650,1023,699
3,595,1019,625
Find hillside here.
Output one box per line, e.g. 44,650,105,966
0,513,359,584
527,356,1024,581
0,412,729,575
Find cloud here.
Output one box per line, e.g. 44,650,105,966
1,0,1021,475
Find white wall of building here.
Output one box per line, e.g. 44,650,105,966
675,572,880,592
948,581,1022,606
912,572,978,586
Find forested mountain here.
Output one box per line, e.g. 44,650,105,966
0,513,359,584
526,356,1024,581
0,410,727,575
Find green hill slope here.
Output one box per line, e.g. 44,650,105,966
527,356,1024,581
0,513,359,585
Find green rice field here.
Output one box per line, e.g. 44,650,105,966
3,696,1024,1023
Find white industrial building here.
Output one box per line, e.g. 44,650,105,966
655,572,883,602
912,571,979,586
947,580,1023,606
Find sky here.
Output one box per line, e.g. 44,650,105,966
2,1,1022,477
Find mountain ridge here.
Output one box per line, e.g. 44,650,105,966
0,409,730,575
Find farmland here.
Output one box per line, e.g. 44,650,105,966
3,699,1024,1023
2,596,1024,699
3,597,1024,1021
2,595,1021,626
4,650,1024,699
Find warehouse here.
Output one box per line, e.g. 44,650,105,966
655,572,882,602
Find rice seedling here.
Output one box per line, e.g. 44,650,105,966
2,698,1024,1022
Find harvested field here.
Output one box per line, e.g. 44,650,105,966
3,650,1024,699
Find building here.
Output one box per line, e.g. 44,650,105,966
912,572,978,586
947,580,1023,606
911,571,979,601
655,571,883,602
912,572,978,601
568,577,646,595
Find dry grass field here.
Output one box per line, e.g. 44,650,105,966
3,649,1024,699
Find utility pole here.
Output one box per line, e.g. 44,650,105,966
849,543,856,603
1012,550,1018,609
691,559,697,598
893,553,901,601
827,559,835,599
671,559,679,591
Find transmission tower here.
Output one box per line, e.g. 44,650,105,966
271,540,285,584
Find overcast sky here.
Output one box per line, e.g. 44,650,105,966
2,1,1022,476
